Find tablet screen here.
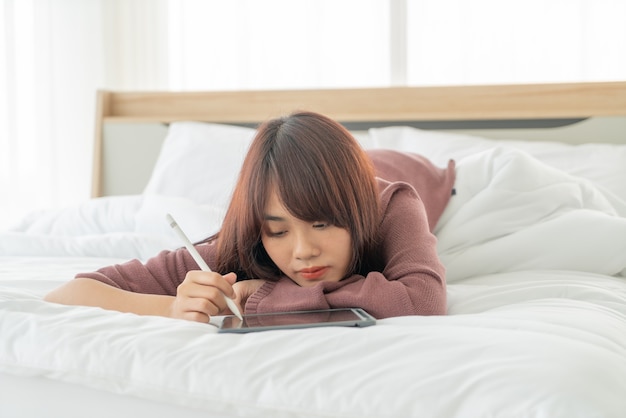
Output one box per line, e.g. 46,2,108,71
218,308,376,333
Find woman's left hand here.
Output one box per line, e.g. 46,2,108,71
232,279,267,311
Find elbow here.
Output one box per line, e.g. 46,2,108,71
422,280,447,315
376,291,447,319
408,297,447,317
42,277,94,305
43,286,67,304
407,276,447,316
426,299,447,316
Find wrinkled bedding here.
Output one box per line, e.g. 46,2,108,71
1,149,626,418
437,148,626,281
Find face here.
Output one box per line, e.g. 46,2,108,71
261,191,353,287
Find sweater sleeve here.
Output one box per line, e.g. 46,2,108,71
367,149,455,231
245,182,447,319
75,241,219,296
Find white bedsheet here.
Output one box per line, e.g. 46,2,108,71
2,149,626,418
2,261,625,417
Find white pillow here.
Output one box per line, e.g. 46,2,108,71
134,195,225,244
143,122,256,209
369,126,626,204
8,195,141,235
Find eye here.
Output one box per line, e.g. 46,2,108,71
266,229,287,238
312,222,329,230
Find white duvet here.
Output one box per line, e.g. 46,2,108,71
437,148,626,280
1,149,626,418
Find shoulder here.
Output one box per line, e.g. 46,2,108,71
376,178,419,208
369,149,455,231
195,239,219,265
376,179,427,227
367,149,455,192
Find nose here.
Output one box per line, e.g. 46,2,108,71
292,231,320,260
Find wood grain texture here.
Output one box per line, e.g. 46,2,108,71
98,82,626,123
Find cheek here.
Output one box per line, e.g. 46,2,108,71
261,237,286,266
261,237,273,258
333,231,354,272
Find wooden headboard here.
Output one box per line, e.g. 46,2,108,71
93,81,626,198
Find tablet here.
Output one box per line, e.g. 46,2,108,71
218,308,376,333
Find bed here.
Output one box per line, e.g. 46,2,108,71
2,82,626,418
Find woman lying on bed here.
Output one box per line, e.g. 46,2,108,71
45,111,456,321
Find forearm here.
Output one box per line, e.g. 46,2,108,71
44,278,174,317
245,278,331,315
328,273,446,318
245,274,445,319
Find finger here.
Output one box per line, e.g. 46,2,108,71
176,296,221,320
221,272,239,301
169,297,211,322
188,296,221,316
224,299,244,317
181,310,210,323
222,272,237,286
178,281,225,302
184,271,236,298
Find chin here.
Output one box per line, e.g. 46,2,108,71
295,279,319,288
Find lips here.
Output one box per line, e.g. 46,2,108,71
299,266,329,280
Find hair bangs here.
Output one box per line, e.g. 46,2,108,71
271,126,352,229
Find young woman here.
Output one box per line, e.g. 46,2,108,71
45,111,456,321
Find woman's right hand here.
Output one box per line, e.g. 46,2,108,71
169,271,238,323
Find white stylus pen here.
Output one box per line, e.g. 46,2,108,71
166,213,243,320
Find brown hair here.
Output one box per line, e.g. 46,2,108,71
212,111,380,280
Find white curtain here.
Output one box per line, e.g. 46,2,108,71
168,0,626,88
1,0,625,229
0,0,168,229
166,0,391,90
1,0,106,229
405,0,626,85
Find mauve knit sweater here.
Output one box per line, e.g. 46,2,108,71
77,150,456,319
